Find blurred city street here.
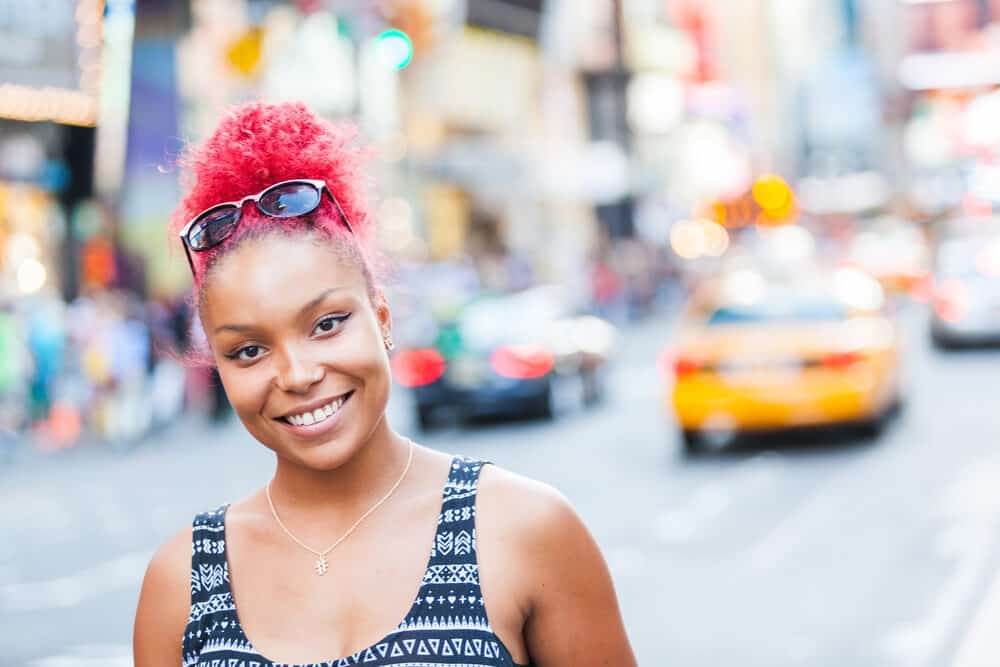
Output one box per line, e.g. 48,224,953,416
9,0,1000,664
6,304,1000,667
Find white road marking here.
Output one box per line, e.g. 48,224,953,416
0,552,150,612
0,491,78,547
30,643,131,667
654,480,732,544
0,563,19,586
750,446,875,571
882,460,1000,667
92,487,134,538
950,564,1000,667
654,453,783,545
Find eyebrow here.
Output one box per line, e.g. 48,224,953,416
213,286,348,334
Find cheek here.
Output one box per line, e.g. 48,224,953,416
216,365,269,415
340,336,392,382
328,331,392,397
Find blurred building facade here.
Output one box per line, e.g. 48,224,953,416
7,0,1000,449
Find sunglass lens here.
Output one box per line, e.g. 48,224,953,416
258,182,322,218
188,207,240,250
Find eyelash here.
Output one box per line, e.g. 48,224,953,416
223,313,352,363
313,313,351,335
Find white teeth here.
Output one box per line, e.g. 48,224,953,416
286,394,350,426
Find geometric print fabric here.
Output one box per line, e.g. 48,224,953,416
182,456,529,667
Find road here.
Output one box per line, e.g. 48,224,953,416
4,304,1000,666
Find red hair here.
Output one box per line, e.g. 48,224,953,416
171,101,379,287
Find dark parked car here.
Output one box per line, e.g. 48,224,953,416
392,285,616,429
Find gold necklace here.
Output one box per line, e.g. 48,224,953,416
265,439,414,576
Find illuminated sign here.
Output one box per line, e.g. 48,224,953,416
0,0,103,126
466,0,542,39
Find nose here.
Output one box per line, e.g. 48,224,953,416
274,345,324,394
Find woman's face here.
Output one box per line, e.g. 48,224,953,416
199,233,392,471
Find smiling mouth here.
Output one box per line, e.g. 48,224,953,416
276,391,355,426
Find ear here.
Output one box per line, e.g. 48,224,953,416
372,289,392,338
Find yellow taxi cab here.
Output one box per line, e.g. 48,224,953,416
666,267,902,451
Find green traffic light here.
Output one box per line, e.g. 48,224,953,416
375,28,414,70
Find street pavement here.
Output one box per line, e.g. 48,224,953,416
4,304,1000,666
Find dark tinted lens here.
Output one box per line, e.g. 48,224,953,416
188,206,240,250
258,182,322,218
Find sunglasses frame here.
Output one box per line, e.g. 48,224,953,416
179,178,354,276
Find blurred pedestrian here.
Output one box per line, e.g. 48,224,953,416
0,301,30,460
133,102,636,667
25,297,66,423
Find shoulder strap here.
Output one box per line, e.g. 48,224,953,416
189,505,230,606
402,457,490,626
433,457,486,565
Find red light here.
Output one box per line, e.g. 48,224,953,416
934,280,969,324
490,345,554,380
823,351,863,370
673,357,702,377
391,349,446,387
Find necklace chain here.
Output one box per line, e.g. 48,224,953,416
265,439,414,574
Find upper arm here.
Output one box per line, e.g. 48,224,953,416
133,526,192,667
478,466,637,667
520,489,637,667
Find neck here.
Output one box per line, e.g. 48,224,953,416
268,417,411,518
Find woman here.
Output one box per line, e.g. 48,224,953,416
133,101,637,667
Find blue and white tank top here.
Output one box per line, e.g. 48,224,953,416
182,457,530,667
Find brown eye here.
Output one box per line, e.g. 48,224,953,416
313,314,350,336
227,345,264,363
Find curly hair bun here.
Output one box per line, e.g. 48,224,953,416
171,101,375,280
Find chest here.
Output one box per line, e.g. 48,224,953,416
227,510,434,663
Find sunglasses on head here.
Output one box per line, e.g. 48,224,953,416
179,178,354,275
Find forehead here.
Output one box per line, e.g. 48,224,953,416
200,235,368,325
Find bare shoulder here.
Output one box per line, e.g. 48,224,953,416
478,464,638,665
477,464,593,561
133,525,192,667
479,463,579,523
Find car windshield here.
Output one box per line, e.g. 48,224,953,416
457,286,568,350
707,300,846,326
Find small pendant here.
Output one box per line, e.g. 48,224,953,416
315,555,328,576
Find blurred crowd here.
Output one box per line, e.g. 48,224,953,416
0,232,685,461
0,288,229,460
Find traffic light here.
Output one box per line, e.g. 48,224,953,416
377,0,434,68
375,28,414,70
752,173,797,225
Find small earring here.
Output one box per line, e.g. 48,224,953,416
383,333,394,351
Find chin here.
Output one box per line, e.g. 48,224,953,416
279,426,364,468
291,441,362,471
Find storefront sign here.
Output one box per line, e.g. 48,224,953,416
0,0,102,125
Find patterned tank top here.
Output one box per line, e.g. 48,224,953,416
182,457,530,667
